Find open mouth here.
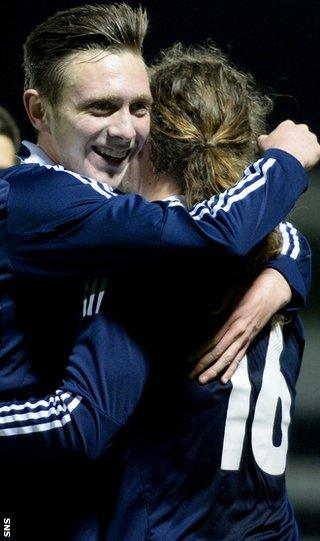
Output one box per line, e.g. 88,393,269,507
92,145,132,165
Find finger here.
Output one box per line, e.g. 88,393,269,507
187,324,231,371
198,364,219,385
189,348,220,379
211,319,249,357
221,348,247,384
190,320,250,379
189,339,236,379
211,320,231,345
198,340,244,384
219,328,256,384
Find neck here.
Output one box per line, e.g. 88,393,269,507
124,143,182,200
125,162,181,201
37,133,59,165
141,172,182,201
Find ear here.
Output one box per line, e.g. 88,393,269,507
23,89,51,133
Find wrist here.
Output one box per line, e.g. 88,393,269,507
258,268,292,307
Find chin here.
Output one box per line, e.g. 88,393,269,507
107,167,129,188
107,177,123,188
94,170,121,187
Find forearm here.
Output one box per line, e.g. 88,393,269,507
0,317,149,460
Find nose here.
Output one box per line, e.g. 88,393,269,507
107,108,136,145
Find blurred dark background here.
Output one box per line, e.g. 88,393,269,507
1,1,319,539
1,0,320,139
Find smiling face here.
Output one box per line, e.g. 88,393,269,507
37,49,152,186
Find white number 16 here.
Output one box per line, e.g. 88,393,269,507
221,324,292,475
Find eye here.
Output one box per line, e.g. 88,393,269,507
83,100,117,116
88,105,114,116
130,102,150,117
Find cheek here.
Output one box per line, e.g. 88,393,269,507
76,116,107,139
136,117,150,146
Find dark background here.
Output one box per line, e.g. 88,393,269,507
1,1,319,539
1,0,320,139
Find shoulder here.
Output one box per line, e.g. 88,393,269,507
5,163,116,234
4,162,113,195
4,162,119,205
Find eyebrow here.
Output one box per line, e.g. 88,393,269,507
133,94,154,106
77,94,153,110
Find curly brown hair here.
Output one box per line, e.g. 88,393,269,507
150,43,281,272
150,43,273,203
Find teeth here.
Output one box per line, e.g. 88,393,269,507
95,146,130,159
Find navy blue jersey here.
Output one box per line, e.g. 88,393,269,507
0,141,310,431
0,241,310,540
0,144,311,539
0,220,310,440
0,145,309,398
0,222,311,451
105,319,304,540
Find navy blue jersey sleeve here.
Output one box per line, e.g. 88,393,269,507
0,315,149,461
160,150,307,255
2,149,308,277
266,222,312,312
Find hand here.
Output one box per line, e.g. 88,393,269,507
189,268,291,384
258,120,320,170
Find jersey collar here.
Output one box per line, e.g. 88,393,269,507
17,140,56,166
17,142,188,206
162,194,187,206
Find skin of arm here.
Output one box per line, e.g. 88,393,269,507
187,120,317,383
128,122,314,385
191,222,311,383
191,268,292,384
